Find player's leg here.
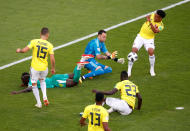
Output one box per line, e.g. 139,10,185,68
82,59,105,80
98,62,112,74
105,97,132,115
128,34,143,77
144,39,156,76
39,68,49,106
30,68,42,108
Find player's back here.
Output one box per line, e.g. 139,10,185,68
83,104,109,131
115,80,139,109
27,39,54,71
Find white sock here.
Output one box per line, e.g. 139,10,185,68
149,55,155,70
128,61,134,76
40,81,47,100
77,64,82,70
32,86,41,105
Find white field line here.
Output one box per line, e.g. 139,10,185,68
0,0,189,70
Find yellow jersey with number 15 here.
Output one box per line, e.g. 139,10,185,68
115,80,139,109
82,104,109,131
139,13,164,39
27,39,54,71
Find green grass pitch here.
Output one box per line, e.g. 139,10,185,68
0,0,190,130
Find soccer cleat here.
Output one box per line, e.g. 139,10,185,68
88,70,93,79
79,77,83,84
150,68,156,76
35,103,42,108
44,99,49,106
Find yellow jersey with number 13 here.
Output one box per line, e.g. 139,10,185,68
139,13,164,39
115,80,139,109
82,104,109,131
27,39,54,71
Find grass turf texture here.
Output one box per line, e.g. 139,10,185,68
0,0,190,130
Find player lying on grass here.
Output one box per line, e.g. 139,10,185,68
81,29,125,80
80,92,111,131
11,55,91,95
92,71,142,115
127,10,166,77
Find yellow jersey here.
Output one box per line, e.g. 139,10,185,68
27,39,54,71
82,104,109,131
139,13,164,39
115,80,139,109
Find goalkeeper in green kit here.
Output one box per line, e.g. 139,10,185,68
11,55,92,94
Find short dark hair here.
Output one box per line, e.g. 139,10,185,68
41,27,49,35
98,30,106,35
95,92,104,102
121,71,128,79
21,72,30,86
156,10,166,18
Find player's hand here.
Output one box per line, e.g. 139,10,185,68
16,48,21,53
146,15,151,22
111,51,118,59
92,89,98,93
51,68,55,74
117,58,125,64
11,91,18,95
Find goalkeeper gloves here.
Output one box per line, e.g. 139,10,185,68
110,51,118,59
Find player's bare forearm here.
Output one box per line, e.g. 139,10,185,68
92,88,118,95
136,93,142,110
11,87,32,95
50,54,55,74
96,54,108,60
149,23,160,33
16,46,30,53
80,117,87,126
103,122,111,131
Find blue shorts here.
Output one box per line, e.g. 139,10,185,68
85,58,106,71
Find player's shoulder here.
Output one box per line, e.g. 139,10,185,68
100,106,108,113
85,104,94,109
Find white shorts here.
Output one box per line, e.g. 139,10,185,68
30,67,48,83
133,34,155,51
106,97,132,115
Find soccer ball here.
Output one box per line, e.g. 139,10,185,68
127,52,138,62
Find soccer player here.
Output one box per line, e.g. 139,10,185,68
80,92,111,131
11,55,91,95
92,71,142,115
128,10,166,77
81,29,125,80
16,27,55,108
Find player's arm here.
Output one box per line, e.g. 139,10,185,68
103,122,111,131
92,88,118,95
50,54,55,74
16,46,30,53
146,15,160,33
136,93,142,110
80,117,87,126
11,87,32,95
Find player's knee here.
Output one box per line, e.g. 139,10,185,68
148,48,154,56
104,67,112,73
132,47,138,53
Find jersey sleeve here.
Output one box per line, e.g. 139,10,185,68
27,40,34,49
158,23,164,32
136,85,139,93
102,110,109,122
114,82,122,90
82,106,89,119
101,43,108,53
49,44,54,55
